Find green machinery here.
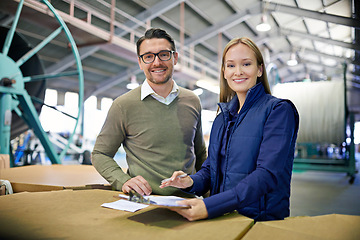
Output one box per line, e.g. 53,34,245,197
0,0,83,166
292,64,357,184
268,63,357,184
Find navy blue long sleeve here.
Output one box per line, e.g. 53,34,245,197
187,83,299,221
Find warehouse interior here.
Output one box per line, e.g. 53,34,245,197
0,0,360,237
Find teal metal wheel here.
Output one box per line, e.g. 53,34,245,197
0,0,84,166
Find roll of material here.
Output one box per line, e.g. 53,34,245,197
0,180,13,195
272,81,345,145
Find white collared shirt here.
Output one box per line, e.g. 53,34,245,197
140,79,179,105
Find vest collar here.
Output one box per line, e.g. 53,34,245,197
218,83,266,116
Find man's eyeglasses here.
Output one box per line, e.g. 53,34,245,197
139,50,175,64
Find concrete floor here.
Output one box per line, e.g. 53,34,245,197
290,166,360,217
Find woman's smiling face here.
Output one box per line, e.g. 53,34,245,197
223,43,263,100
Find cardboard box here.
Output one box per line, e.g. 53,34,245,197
0,189,254,240
242,214,360,240
0,155,11,196
0,154,10,169
0,185,5,195
0,165,111,192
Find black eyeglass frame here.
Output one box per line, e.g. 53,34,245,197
138,50,175,64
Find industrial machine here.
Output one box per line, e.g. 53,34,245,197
0,0,84,166
272,63,357,184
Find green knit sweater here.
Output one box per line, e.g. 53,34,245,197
92,86,207,197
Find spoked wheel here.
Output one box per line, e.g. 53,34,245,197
0,0,84,165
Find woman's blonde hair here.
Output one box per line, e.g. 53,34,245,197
219,37,271,103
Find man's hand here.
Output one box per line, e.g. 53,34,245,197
122,176,152,196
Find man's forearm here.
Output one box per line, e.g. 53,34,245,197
92,151,131,190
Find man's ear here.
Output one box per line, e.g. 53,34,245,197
137,57,143,70
173,51,179,65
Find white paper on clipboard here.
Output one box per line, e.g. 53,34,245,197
116,193,190,209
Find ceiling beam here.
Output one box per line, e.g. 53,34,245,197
267,43,353,66
184,2,261,46
185,0,234,42
84,66,143,100
65,0,188,99
132,0,219,54
116,0,184,37
184,1,358,47
303,48,352,63
46,0,182,75
43,0,185,99
280,29,360,52
266,2,360,29
256,30,359,70
46,46,99,74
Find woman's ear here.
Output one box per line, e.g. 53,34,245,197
257,64,263,77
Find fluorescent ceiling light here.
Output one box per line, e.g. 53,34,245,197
256,15,271,32
192,88,204,96
196,79,220,94
287,53,298,66
287,59,298,66
126,82,139,90
126,75,139,90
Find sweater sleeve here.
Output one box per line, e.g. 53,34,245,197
204,100,299,219
91,100,131,190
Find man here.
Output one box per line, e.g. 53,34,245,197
92,28,207,197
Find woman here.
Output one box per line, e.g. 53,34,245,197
160,37,299,222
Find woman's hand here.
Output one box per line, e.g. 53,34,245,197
171,198,208,221
159,171,193,189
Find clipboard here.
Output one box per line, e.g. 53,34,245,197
114,191,190,209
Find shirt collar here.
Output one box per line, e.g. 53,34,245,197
141,79,179,100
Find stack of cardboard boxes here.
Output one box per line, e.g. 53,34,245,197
0,154,10,195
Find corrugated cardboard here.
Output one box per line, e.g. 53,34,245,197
0,154,10,169
0,164,111,192
0,185,5,195
0,155,10,195
0,189,254,240
242,214,360,240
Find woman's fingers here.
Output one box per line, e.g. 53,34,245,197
159,171,193,189
171,199,208,221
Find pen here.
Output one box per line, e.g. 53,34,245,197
161,173,188,184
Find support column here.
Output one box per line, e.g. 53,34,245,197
0,92,11,155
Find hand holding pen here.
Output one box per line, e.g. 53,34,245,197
159,171,194,189
159,171,208,221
